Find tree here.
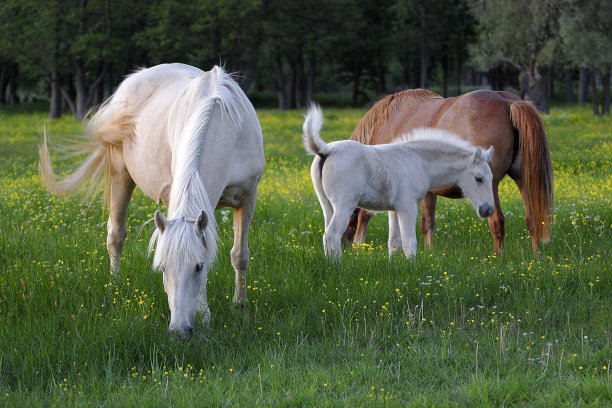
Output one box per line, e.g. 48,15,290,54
559,0,611,115
469,0,560,112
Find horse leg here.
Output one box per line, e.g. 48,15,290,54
311,157,334,229
353,209,373,244
106,160,136,275
420,192,437,249
229,187,258,308
487,181,505,253
513,178,539,255
388,211,403,257
323,204,354,260
396,203,419,259
342,208,360,245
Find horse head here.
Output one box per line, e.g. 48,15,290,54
153,209,211,336
458,146,495,218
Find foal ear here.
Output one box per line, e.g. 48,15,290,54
195,210,208,235
154,210,167,234
474,147,483,164
484,146,494,163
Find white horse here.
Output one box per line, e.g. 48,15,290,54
302,104,494,260
40,63,265,336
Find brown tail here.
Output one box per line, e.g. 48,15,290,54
509,101,554,245
38,105,134,204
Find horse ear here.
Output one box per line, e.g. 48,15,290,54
195,210,208,235
154,210,166,234
485,146,494,163
474,147,483,163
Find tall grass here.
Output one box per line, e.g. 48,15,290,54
0,104,610,406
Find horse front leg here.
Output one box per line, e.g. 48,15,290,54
396,203,419,259
420,192,437,249
106,164,135,275
353,209,373,244
388,211,402,257
486,181,505,253
229,188,258,308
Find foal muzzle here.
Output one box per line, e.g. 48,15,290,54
479,203,494,218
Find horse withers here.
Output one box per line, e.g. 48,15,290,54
39,64,265,336
302,104,494,260
346,89,553,254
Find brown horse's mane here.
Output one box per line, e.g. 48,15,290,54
350,89,441,144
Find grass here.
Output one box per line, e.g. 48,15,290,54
0,103,610,406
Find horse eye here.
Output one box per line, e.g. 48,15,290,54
475,176,483,183
195,263,203,273
160,265,166,273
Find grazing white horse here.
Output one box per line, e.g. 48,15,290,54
302,104,494,260
40,63,265,336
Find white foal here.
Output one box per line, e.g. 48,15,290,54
302,104,494,260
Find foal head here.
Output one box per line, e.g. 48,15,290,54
152,210,212,336
457,146,495,218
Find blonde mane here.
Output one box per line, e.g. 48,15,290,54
149,66,248,270
351,89,441,145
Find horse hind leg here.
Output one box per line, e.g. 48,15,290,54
229,187,258,308
323,203,355,260
420,192,437,249
487,181,505,252
106,158,136,275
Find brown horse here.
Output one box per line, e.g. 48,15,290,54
345,89,553,254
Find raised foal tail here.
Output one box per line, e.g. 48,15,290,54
509,101,554,248
38,105,134,204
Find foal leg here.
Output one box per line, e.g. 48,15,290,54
388,211,403,257
420,192,437,249
353,209,373,244
229,187,258,308
396,203,419,259
106,160,136,275
323,203,355,260
310,157,335,229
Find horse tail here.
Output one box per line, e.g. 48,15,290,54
509,100,554,244
302,104,329,158
38,102,134,204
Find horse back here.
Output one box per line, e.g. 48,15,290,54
365,90,519,183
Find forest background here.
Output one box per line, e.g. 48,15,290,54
0,0,610,119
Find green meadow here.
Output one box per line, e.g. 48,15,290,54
0,104,610,406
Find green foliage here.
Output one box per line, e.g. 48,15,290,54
559,0,612,71
0,105,610,405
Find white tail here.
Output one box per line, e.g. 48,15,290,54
38,106,134,203
302,104,328,156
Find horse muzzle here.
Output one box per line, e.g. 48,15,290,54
479,203,494,218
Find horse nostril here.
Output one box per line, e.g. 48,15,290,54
186,326,194,336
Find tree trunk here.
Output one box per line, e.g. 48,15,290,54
419,0,429,89
49,68,62,119
306,54,316,105
274,57,287,110
351,59,362,107
0,66,7,104
601,71,610,115
74,59,88,120
442,51,448,97
590,70,600,115
564,69,575,103
376,53,386,96
578,67,589,104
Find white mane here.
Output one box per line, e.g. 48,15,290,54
391,127,477,155
149,66,248,270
